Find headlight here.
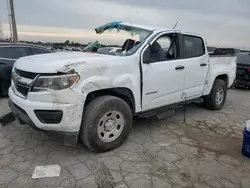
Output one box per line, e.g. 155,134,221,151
32,74,79,91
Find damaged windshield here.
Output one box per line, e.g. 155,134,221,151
83,22,152,56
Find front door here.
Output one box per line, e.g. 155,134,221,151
141,32,186,110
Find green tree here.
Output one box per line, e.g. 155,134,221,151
64,40,70,45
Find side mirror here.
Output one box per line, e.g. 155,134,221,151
143,43,152,64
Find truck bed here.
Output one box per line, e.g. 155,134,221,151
208,55,237,88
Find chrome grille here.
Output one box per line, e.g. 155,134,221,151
15,82,30,96
13,69,36,97
15,68,39,79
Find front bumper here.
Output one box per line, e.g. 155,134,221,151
8,86,85,145
8,100,78,145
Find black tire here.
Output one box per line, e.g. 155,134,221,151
204,79,227,110
80,95,133,152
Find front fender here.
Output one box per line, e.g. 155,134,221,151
72,73,140,112
66,54,141,112
78,74,137,96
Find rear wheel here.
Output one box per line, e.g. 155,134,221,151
204,79,227,110
80,96,133,152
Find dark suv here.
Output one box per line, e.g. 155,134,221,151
235,53,250,88
0,43,52,96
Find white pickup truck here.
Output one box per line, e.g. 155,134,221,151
8,22,236,152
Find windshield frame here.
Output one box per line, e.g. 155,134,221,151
93,22,153,56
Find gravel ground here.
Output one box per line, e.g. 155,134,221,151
0,88,250,188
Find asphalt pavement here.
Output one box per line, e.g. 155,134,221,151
0,88,250,188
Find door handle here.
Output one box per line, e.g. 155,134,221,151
175,65,185,70
200,63,207,67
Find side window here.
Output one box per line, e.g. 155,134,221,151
0,47,15,59
15,47,33,58
31,48,51,55
143,34,178,63
184,35,205,58
0,47,32,59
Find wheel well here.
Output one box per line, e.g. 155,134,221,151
215,74,228,87
84,88,135,113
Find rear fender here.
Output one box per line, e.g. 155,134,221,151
203,72,229,96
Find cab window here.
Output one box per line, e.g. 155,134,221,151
183,35,205,58
143,33,178,63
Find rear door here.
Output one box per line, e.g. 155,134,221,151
181,34,209,99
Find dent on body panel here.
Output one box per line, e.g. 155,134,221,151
56,60,111,95
66,101,84,132
50,90,83,132
112,74,137,96
80,74,136,96
112,74,135,88
97,66,108,76
202,74,215,96
81,76,113,95
56,61,85,78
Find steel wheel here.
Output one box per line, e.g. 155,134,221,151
97,110,125,143
204,79,227,110
215,87,224,105
81,96,132,152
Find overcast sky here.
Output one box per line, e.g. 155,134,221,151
0,0,250,49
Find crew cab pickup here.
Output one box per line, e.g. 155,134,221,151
8,22,236,152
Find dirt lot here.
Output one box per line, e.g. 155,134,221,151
0,88,250,188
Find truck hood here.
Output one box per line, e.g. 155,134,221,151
14,52,118,73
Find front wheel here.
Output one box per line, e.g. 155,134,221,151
204,79,227,110
80,96,133,152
